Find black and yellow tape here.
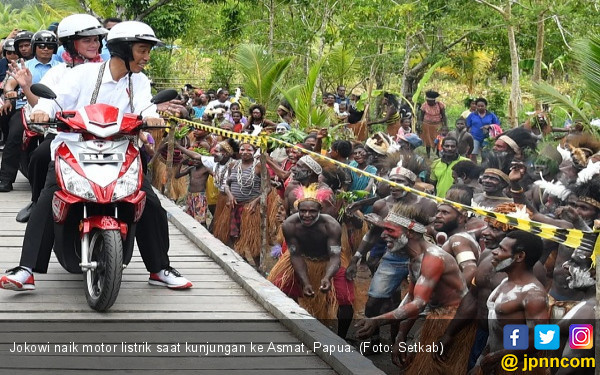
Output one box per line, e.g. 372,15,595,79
159,112,266,148
268,137,600,255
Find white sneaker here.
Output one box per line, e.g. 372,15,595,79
0,267,35,291
148,267,192,289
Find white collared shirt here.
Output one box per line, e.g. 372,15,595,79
33,61,158,118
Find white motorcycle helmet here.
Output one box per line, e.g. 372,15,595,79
58,14,108,61
106,21,161,71
58,14,108,42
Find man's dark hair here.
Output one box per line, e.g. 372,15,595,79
303,134,317,142
445,184,474,206
453,160,483,180
391,203,431,229
571,177,600,216
249,103,265,117
501,127,538,153
506,230,543,269
103,17,122,27
331,140,353,158
441,136,458,147
383,92,399,108
475,97,488,106
482,152,512,175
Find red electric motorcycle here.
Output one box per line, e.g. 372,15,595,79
30,83,176,311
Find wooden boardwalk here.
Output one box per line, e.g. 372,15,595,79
0,169,384,375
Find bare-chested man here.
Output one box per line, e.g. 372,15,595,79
472,167,512,209
355,204,472,375
510,162,599,316
435,203,547,371
284,155,337,217
555,247,595,375
345,165,437,348
433,202,480,284
268,188,354,338
176,157,210,226
472,230,549,375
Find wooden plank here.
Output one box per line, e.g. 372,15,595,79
0,321,287,332
0,312,274,320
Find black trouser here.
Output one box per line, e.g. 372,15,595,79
0,107,14,143
0,109,23,183
27,134,54,203
20,163,170,274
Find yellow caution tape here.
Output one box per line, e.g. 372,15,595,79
268,137,599,253
159,112,266,148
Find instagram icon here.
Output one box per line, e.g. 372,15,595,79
569,325,593,349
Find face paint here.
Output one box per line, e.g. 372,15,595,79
389,234,409,253
567,265,595,289
494,256,515,272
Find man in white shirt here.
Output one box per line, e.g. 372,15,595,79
0,21,192,292
204,88,231,112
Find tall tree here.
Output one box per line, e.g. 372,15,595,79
476,0,522,127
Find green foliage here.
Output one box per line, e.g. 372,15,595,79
209,55,235,90
487,86,508,122
281,58,330,130
234,44,293,110
413,58,450,108
144,0,196,41
322,42,359,89
147,48,174,90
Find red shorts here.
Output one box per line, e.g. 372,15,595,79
272,266,354,305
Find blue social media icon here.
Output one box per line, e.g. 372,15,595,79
534,324,560,350
504,324,529,350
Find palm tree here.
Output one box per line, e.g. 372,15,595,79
532,35,600,132
234,44,293,111
281,58,331,131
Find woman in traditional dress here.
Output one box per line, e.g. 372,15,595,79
418,90,447,159
367,92,401,137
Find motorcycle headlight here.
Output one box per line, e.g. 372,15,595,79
112,157,140,201
58,158,97,201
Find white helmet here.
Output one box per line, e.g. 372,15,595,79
106,21,161,71
106,21,161,45
58,14,108,43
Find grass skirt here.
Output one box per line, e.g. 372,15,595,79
404,306,477,375
151,156,188,202
268,251,338,321
212,193,231,244
235,189,281,259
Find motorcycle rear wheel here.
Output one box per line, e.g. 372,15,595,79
84,229,123,312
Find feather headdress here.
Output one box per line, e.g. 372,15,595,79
293,183,334,209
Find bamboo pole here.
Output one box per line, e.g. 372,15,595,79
164,119,176,199
259,149,269,274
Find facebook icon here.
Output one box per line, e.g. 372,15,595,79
503,324,529,350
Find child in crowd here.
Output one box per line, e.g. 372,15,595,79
336,102,349,123
176,157,210,227
396,117,413,140
434,125,449,157
231,111,245,133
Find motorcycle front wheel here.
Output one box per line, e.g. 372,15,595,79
84,229,123,312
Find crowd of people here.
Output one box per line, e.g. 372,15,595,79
0,14,599,375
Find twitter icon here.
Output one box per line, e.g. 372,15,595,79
535,324,560,350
